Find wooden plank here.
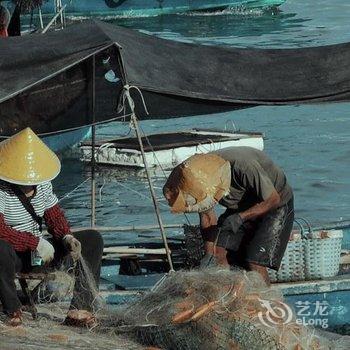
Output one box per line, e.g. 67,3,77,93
103,247,167,255
70,224,183,233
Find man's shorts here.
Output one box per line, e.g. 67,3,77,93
217,197,294,271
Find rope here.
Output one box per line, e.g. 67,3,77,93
98,179,106,202
138,124,192,226
58,177,91,203
117,84,150,116
138,124,167,177
113,179,169,208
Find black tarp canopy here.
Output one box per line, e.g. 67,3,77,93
0,19,350,135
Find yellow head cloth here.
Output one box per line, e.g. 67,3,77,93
163,153,231,213
0,127,61,185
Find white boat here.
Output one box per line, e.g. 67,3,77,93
79,128,264,169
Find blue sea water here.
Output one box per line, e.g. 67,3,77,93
56,0,350,237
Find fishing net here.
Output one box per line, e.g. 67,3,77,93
1,253,349,350
100,268,345,350
0,255,145,350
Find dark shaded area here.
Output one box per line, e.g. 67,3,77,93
7,4,21,36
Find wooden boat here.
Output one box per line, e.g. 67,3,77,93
79,128,264,169
97,221,350,329
39,0,286,18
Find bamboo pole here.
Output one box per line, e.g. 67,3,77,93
91,55,96,227
131,114,174,272
38,7,44,29
59,0,64,29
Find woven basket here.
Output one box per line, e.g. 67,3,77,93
269,219,343,283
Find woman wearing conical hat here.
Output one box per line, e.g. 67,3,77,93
163,147,294,285
0,128,103,327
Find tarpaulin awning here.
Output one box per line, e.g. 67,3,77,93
0,20,350,135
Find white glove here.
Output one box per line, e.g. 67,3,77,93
36,238,55,264
63,234,82,261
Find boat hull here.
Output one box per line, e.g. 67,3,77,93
80,129,264,169
40,0,286,17
42,127,91,153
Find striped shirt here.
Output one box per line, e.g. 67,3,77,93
0,181,58,238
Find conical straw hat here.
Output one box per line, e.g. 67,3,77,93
0,128,61,185
163,153,231,213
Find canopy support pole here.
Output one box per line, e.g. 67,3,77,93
130,113,174,272
91,55,96,227
38,7,44,29
42,3,67,33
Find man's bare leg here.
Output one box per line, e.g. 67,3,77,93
203,241,229,266
248,262,270,286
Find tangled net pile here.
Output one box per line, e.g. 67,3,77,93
2,259,349,349
102,268,341,350
0,257,145,350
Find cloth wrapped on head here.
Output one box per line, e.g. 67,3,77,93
0,127,61,185
163,153,231,213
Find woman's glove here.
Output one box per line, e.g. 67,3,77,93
36,238,55,264
63,235,82,261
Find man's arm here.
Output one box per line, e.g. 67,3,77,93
199,209,228,264
239,190,281,222
199,209,217,254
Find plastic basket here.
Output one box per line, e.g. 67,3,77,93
269,219,343,283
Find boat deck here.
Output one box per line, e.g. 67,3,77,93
79,128,264,168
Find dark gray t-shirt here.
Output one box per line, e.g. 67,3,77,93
214,147,293,211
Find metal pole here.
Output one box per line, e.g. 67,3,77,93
91,55,96,227
131,114,174,271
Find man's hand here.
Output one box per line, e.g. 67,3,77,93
36,238,55,264
216,214,244,251
63,235,82,261
218,213,243,234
